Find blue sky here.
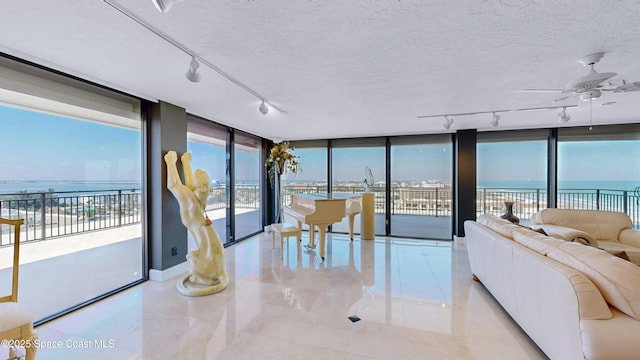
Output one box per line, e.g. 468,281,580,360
187,141,260,183
0,105,141,181
2,103,639,186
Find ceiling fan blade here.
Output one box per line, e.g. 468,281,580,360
518,88,564,93
552,94,580,102
613,81,640,92
565,71,617,93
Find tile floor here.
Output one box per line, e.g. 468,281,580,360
32,232,548,359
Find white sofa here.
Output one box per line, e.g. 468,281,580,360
465,214,640,360
531,208,640,264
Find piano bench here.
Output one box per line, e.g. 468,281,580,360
271,223,302,257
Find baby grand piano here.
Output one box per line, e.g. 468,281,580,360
284,193,364,260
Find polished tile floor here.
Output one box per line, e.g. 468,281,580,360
33,232,548,359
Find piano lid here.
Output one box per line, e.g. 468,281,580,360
293,193,361,200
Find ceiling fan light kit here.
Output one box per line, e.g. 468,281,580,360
524,53,639,98
565,53,616,92
580,89,601,101
517,52,640,130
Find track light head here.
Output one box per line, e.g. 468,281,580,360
152,0,183,13
558,107,571,123
259,101,269,115
490,112,500,127
185,56,201,83
443,116,454,130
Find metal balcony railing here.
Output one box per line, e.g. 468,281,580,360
0,189,142,246
3,184,639,247
283,185,640,228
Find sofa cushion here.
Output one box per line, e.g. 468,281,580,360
546,242,640,320
581,308,640,360
619,228,640,248
476,213,521,240
511,230,613,321
537,224,598,246
531,209,631,242
512,230,564,255
598,240,640,266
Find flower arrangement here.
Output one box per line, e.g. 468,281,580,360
265,141,300,187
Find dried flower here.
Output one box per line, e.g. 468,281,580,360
265,141,300,187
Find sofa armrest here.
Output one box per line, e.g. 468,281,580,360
619,228,640,248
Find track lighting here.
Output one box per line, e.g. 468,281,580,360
443,116,454,130
104,0,287,113
152,0,183,13
185,56,201,83
418,104,579,129
558,107,571,123
490,112,500,127
259,101,269,115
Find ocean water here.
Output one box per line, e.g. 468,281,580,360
1,180,638,195
0,181,141,195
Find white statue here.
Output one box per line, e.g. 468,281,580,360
164,150,228,296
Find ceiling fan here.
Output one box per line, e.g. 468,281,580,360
523,52,640,103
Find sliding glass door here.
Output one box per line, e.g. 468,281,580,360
557,125,640,226
0,101,143,321
0,54,145,323
477,130,548,225
390,135,452,239
331,139,386,236
234,132,263,240
187,116,228,243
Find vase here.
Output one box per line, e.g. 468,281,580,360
274,162,285,223
501,201,520,224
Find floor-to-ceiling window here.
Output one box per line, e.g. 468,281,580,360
282,141,328,231
234,131,262,240
331,139,386,235
390,135,452,239
0,57,144,322
477,130,548,225
187,116,228,243
558,125,640,226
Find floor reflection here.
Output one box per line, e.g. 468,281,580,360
34,232,548,359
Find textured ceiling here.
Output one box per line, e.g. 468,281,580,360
1,0,640,141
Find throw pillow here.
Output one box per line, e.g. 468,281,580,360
516,224,548,236
603,249,631,262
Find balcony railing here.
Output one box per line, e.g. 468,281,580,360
0,189,141,246
3,185,639,246
478,188,640,227
283,185,640,227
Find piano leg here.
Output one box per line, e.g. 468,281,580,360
308,224,316,248
348,213,356,241
296,220,303,242
318,225,327,261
